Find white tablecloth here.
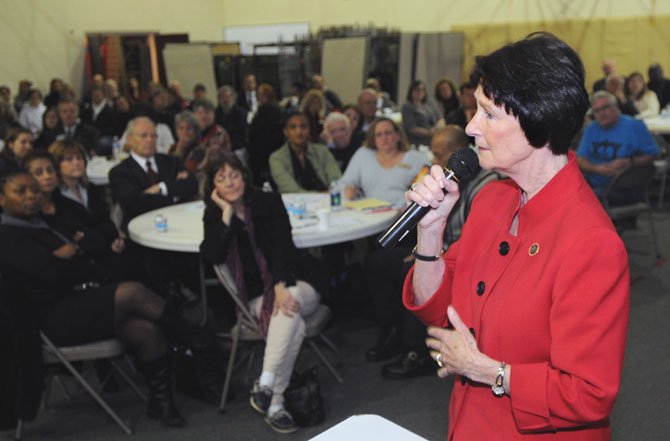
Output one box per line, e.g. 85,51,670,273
127,194,399,252
310,415,427,441
86,157,119,186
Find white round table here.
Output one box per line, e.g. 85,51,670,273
127,197,399,252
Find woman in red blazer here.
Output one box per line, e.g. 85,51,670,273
403,33,629,440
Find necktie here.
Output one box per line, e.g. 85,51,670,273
146,160,160,185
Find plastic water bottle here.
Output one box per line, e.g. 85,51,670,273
112,136,121,160
329,180,341,210
154,213,168,232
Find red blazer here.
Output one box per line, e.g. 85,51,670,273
403,152,629,441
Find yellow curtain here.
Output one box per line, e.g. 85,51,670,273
453,15,670,90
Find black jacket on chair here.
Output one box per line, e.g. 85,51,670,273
109,154,198,232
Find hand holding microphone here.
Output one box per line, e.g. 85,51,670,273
378,147,479,248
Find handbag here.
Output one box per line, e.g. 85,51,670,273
284,366,325,427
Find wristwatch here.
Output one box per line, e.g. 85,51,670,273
492,362,506,397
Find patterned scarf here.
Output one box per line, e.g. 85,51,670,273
226,205,275,336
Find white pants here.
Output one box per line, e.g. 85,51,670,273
249,280,320,397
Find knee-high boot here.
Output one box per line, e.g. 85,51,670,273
138,356,187,427
157,300,215,352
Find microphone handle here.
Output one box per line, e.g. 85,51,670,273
377,169,456,249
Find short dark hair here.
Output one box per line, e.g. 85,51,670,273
194,83,206,93
284,111,307,129
192,99,215,113
469,32,588,155
0,170,34,195
459,82,475,94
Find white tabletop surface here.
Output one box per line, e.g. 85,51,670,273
309,414,427,441
127,194,399,252
642,117,670,134
87,156,119,186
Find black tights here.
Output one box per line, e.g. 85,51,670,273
113,282,166,361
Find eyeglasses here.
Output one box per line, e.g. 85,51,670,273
592,103,615,115
374,130,396,138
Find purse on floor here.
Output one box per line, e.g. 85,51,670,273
284,365,325,427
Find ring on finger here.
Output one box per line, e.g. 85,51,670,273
410,183,417,191
436,353,444,368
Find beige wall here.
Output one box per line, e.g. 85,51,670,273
0,0,224,95
2,0,670,96
220,0,670,31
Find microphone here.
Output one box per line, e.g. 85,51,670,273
377,147,479,249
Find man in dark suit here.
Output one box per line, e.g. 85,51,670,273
236,73,258,115
80,86,116,137
56,99,100,155
215,85,247,150
110,116,199,300
109,116,197,232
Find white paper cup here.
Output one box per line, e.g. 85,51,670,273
316,208,330,231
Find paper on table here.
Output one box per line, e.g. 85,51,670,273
343,198,392,211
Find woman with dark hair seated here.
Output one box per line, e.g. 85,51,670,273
200,154,325,434
401,80,444,147
0,128,33,176
269,112,341,193
33,107,59,150
0,170,203,427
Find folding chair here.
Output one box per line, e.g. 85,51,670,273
600,163,662,259
15,335,147,440
212,263,343,412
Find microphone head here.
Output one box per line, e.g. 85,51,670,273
446,147,480,181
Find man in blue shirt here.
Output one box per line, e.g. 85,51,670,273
577,90,659,196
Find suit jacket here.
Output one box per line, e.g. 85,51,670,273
109,154,198,231
56,123,99,155
215,104,248,150
81,103,116,136
403,153,629,440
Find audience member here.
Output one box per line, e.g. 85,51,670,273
0,128,33,176
576,91,659,198
269,112,341,193
343,104,364,137
627,71,660,119
357,89,378,133
311,74,342,111
33,107,59,150
43,78,64,108
647,63,670,110
167,80,187,113
237,73,258,117
145,88,176,134
112,95,135,138
0,93,20,143
445,82,477,130
605,74,638,116
127,76,146,105
279,81,306,114
215,85,248,151
593,59,616,92
13,79,32,115
189,83,207,109
434,78,459,119
193,99,231,171
365,77,396,111
169,111,202,172
323,112,364,172
104,78,120,104
339,117,427,207
109,117,198,231
247,83,284,186
80,86,116,136
401,80,444,147
18,89,46,137
299,89,326,143
0,169,203,428
55,99,99,156
201,155,326,434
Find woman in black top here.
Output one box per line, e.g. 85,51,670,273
0,170,193,427
200,154,324,434
0,128,32,176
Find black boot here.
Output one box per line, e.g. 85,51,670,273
366,326,402,362
157,300,215,352
138,356,187,427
